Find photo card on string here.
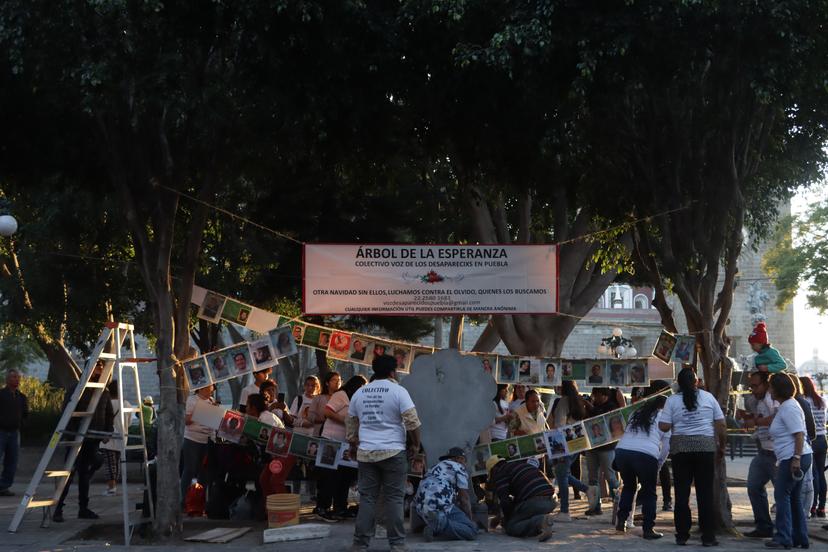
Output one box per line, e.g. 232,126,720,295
606,412,627,441
586,360,607,386
221,298,252,327
206,350,232,383
226,344,253,377
266,428,293,457
249,337,278,371
198,291,226,323
287,321,307,347
470,443,491,477
347,334,372,365
672,335,695,363
653,330,678,363
217,410,245,443
474,354,498,377
608,362,629,387
517,358,534,384
585,417,610,448
628,360,648,386
498,356,519,384
338,443,358,469
563,422,589,453
539,359,561,387
269,325,298,358
544,429,568,459
316,440,340,469
184,358,211,390
392,345,413,374
327,331,353,360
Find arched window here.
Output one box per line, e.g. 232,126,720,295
634,294,649,310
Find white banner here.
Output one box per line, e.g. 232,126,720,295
303,244,558,315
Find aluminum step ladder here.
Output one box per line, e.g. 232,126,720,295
8,322,155,545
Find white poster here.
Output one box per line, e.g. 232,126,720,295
303,244,558,315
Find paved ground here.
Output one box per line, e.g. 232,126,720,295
0,448,825,551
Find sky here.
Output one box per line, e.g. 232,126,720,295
791,184,828,365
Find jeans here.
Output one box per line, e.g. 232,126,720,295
773,454,812,547
0,430,20,490
56,440,101,513
615,449,659,531
428,505,478,541
671,451,716,543
747,449,777,533
586,448,618,498
553,454,588,513
504,495,557,537
180,439,208,504
811,435,827,510
354,451,407,547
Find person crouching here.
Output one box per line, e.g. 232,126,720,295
413,447,478,541
486,455,557,542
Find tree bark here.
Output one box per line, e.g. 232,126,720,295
448,316,464,349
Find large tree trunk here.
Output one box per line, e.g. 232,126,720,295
42,341,80,389
153,291,183,537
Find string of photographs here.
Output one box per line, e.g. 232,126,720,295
190,286,659,391
469,388,673,477
190,397,426,477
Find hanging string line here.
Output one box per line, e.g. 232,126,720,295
159,184,303,245
160,183,696,250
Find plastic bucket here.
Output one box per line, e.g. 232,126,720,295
266,493,301,528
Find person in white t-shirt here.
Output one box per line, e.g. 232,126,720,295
239,367,272,412
767,374,813,549
181,384,216,504
658,368,726,546
489,385,511,441
347,355,421,552
615,384,670,539
246,393,284,428
290,376,321,436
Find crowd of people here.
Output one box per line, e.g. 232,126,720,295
0,322,826,551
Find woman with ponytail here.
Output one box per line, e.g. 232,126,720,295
614,383,670,539
658,368,726,546
489,384,511,441
547,380,590,522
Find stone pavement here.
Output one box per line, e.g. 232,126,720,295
0,448,824,552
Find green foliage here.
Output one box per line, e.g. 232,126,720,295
764,195,828,313
0,329,44,373
17,375,64,445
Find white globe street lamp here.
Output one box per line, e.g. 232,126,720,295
0,215,18,237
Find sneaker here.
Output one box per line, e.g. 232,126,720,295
538,513,555,542
585,507,603,516
555,512,572,522
764,541,791,549
78,509,99,520
615,517,627,533
702,539,719,547
313,507,338,523
423,524,433,542
816,509,826,518
662,501,673,512
643,530,663,540
626,518,635,529
746,529,774,538
103,488,117,496
52,510,64,523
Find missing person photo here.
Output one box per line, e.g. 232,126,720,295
479,356,496,375
499,357,518,383
198,291,226,323
506,442,519,459
408,454,426,478
185,359,210,389
607,414,626,440
561,361,573,379
316,441,339,469
629,362,647,385
472,445,491,474
290,323,306,345
269,325,298,357
518,359,532,383
545,430,567,458
673,335,695,363
229,346,252,376
609,363,627,386
540,359,560,386
266,429,293,457
327,331,352,360
588,362,605,384
250,338,276,370
653,331,678,363
393,346,411,373
218,410,244,443
349,337,368,361
587,418,610,448
207,351,231,382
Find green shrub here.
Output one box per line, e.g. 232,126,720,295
19,376,65,446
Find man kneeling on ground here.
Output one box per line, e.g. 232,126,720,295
487,455,556,541
414,447,478,541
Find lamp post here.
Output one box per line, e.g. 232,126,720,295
598,327,638,358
